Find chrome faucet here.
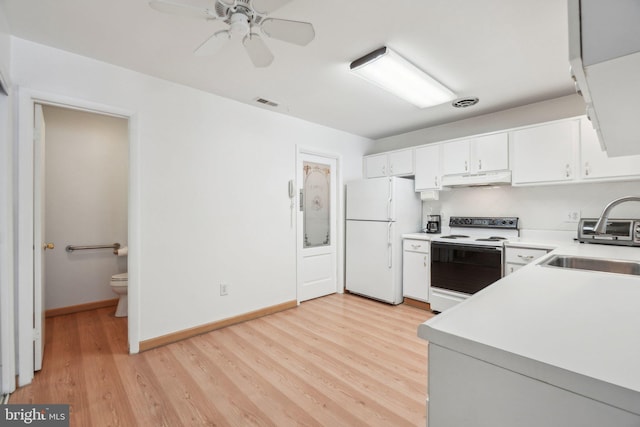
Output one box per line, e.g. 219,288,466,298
593,196,640,234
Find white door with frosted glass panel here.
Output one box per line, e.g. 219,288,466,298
297,152,337,302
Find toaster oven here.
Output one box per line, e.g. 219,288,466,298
578,218,640,246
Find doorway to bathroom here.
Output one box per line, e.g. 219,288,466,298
38,103,129,356
17,90,137,387
39,104,128,314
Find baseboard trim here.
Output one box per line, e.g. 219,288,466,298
45,298,119,318
403,297,431,311
139,300,298,352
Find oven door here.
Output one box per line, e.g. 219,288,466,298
431,242,503,295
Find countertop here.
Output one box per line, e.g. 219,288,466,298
402,232,434,241
418,242,640,415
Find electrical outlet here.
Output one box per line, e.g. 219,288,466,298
565,210,581,223
220,283,229,296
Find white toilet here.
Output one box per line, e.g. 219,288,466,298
110,272,128,317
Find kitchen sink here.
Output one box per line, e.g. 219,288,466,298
540,255,640,276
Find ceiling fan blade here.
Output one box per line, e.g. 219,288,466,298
194,30,231,56
149,0,218,19
243,34,274,67
250,0,293,14
261,18,315,46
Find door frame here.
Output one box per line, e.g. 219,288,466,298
16,87,140,386
0,80,15,395
295,146,343,302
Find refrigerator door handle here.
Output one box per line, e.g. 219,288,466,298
387,178,393,220
387,222,393,268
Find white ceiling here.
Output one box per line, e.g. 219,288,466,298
2,0,577,139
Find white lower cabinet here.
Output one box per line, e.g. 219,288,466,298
504,245,550,276
402,239,430,302
428,344,640,427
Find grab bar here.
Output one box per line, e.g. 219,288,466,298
66,243,121,253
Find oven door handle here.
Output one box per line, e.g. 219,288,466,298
387,222,393,268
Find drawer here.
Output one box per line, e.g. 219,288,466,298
403,239,429,253
504,247,548,265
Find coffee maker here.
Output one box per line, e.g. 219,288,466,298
425,215,441,234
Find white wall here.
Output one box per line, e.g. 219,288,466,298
42,105,128,310
424,181,640,233
11,37,371,345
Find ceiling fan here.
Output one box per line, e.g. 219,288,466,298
149,0,315,67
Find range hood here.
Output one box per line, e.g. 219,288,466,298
441,170,512,187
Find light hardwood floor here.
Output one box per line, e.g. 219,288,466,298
10,293,435,426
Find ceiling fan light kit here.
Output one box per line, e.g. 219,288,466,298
149,0,315,67
350,47,456,109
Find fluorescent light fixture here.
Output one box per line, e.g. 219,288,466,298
350,47,456,108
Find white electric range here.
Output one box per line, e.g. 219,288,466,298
430,216,519,312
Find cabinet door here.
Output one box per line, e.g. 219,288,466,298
504,263,523,276
415,145,441,191
403,249,429,302
511,120,578,185
442,140,471,175
388,149,414,176
364,154,388,178
580,118,640,179
473,133,509,173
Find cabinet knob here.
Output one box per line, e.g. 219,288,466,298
464,160,468,171
478,159,482,170
584,162,590,176
565,164,571,178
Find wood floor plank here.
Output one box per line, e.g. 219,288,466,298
77,308,137,426
253,315,424,426
213,326,363,426
10,294,433,426
266,312,426,400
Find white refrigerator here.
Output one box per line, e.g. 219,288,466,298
345,177,422,304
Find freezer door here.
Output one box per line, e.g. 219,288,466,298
346,177,395,221
346,220,400,304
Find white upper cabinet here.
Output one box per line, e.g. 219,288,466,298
568,0,640,157
364,153,388,178
511,120,579,185
415,144,441,191
580,117,640,180
364,149,414,178
473,133,509,173
442,133,508,176
442,140,471,175
388,149,414,176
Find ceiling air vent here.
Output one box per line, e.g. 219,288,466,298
452,97,479,108
255,97,279,108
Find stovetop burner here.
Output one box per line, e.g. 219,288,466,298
433,217,520,248
475,236,508,242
